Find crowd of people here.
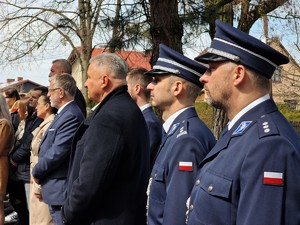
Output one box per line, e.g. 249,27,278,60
0,19,300,225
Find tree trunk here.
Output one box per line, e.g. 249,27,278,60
213,108,228,140
78,0,93,101
109,0,122,52
148,0,183,66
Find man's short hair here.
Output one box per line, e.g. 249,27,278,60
33,86,49,96
127,67,152,99
52,59,72,74
90,53,128,80
52,73,77,98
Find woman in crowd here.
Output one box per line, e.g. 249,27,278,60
0,94,14,225
3,88,20,132
7,97,31,225
14,97,30,149
30,94,56,225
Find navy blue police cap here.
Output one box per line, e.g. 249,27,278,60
145,44,207,88
195,20,289,79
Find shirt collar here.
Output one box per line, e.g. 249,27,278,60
140,103,151,112
57,100,74,114
163,106,193,133
91,102,100,112
228,94,270,130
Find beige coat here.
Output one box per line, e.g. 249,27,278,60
0,119,14,195
29,114,54,225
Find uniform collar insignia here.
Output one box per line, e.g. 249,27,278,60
232,121,252,135
168,123,180,136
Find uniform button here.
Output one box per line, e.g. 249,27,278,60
189,204,194,211
208,185,213,192
195,179,200,186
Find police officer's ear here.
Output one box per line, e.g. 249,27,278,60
233,64,246,87
173,80,184,97
134,84,141,95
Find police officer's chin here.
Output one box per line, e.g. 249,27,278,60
206,98,224,110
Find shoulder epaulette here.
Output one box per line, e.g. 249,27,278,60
176,120,188,138
257,114,279,138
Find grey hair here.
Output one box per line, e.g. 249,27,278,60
0,94,12,121
90,53,128,80
52,73,77,98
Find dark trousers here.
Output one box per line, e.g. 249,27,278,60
7,178,29,225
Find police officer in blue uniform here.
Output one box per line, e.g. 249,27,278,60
186,20,300,225
146,44,216,225
126,67,162,169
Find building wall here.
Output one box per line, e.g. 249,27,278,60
72,60,84,91
270,40,300,109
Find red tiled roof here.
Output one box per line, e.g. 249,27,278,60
71,47,152,70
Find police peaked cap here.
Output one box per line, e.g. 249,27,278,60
195,20,289,79
145,44,207,88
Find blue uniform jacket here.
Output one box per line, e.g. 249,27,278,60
32,101,84,205
148,107,216,225
142,106,162,169
187,99,300,225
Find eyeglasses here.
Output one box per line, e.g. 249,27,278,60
48,87,61,92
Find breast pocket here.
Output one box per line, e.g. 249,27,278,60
46,128,57,143
192,169,233,225
150,164,167,203
200,169,232,199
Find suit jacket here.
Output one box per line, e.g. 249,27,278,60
187,99,300,225
142,106,162,169
148,107,216,225
62,85,150,225
32,101,84,205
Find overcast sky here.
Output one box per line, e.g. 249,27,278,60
0,49,71,86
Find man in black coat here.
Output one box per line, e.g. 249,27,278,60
62,53,150,225
49,59,87,117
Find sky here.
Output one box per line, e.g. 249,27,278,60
0,50,71,86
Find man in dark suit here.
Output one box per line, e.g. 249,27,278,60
49,59,87,117
145,44,216,225
61,53,150,225
126,67,162,169
32,74,84,225
186,20,300,225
